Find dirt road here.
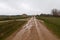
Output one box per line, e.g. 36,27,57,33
8,17,59,40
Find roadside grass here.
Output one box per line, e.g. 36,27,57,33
36,16,60,38
0,20,27,40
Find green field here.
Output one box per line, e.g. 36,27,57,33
0,15,31,21
0,21,27,40
36,16,60,38
0,15,30,40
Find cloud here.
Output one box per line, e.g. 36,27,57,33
0,0,60,15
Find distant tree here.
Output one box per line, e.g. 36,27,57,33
52,9,58,16
22,14,27,17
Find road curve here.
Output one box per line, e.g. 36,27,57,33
8,17,59,40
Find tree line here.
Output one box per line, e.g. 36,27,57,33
40,9,60,17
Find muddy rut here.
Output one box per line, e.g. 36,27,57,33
6,17,59,40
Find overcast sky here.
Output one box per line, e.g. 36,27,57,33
0,0,60,15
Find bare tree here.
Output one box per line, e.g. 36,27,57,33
52,9,58,16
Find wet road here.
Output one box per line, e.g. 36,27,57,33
8,17,59,40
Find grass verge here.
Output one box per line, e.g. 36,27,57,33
0,20,27,40
36,16,60,38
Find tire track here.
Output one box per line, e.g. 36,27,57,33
8,17,59,40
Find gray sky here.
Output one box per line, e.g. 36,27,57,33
0,0,60,15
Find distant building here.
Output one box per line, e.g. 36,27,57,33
57,11,60,16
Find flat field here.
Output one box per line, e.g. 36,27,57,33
36,16,60,38
0,15,30,40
